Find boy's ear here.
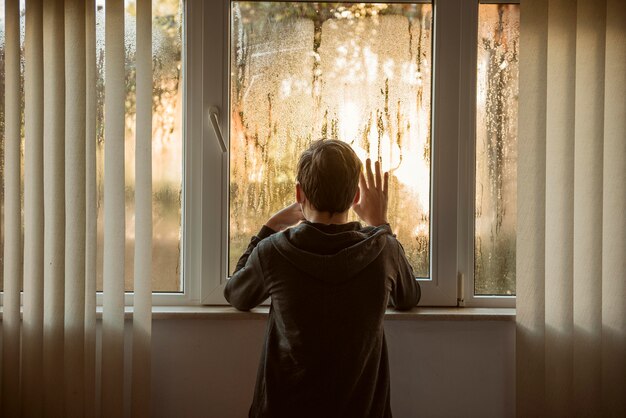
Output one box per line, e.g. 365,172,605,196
296,182,306,204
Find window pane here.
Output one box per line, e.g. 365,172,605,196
95,0,183,292
475,4,519,296
230,2,433,277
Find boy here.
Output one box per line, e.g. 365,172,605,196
225,139,421,417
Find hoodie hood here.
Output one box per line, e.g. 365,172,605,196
270,221,391,283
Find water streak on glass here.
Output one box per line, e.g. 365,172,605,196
230,2,433,277
95,0,183,292
475,4,519,296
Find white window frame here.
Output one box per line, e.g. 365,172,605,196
156,0,518,307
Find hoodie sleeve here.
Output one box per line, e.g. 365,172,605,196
389,239,421,310
224,226,276,311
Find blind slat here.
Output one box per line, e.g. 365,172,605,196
544,1,576,415
1,0,23,416
516,0,548,415
101,0,126,415
22,0,45,414
85,0,98,415
65,0,87,414
132,0,153,414
42,0,66,414
572,0,606,413
602,0,626,414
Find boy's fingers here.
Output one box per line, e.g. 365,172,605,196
375,160,382,190
366,158,375,189
383,172,389,197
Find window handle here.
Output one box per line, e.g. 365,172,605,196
209,106,227,153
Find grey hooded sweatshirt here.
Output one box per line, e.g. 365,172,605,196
225,221,420,418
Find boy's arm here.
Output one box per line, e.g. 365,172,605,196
224,226,275,311
352,159,419,308
389,240,421,310
225,202,304,311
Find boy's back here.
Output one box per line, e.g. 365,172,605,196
225,220,419,418
225,139,420,417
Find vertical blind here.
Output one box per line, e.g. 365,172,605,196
517,0,626,416
43,0,65,415
2,0,23,415
1,0,153,416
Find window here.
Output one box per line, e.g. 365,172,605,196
0,0,519,307
200,0,519,306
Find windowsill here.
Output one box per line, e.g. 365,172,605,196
128,306,515,321
0,306,515,321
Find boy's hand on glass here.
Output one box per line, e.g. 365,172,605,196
265,202,305,232
353,158,389,227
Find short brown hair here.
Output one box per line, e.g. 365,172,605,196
296,139,362,214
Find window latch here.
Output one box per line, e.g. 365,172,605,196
209,106,227,153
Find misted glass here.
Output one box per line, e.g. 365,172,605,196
229,2,433,277
475,4,519,296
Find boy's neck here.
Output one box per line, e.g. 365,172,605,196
305,209,350,225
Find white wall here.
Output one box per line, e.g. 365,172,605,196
150,319,515,418
0,318,514,417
